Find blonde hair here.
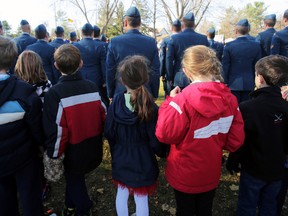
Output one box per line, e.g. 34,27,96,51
15,50,47,84
182,45,223,82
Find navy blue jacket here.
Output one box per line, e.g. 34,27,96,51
0,75,43,177
271,26,288,57
208,39,224,61
74,38,106,88
159,36,171,77
256,28,276,57
106,29,160,99
104,92,160,188
222,37,261,91
26,40,60,84
238,87,288,181
13,33,37,55
246,34,256,41
49,38,68,49
166,28,209,82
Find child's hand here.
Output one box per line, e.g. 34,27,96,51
170,86,181,97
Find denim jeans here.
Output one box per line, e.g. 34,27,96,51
237,171,281,216
277,167,288,216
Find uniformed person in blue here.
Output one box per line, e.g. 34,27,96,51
93,25,108,49
106,6,160,99
222,19,262,103
271,9,288,57
69,31,78,43
207,27,224,61
13,20,37,55
25,24,60,84
73,23,108,106
166,11,209,87
256,14,277,57
0,21,3,35
50,26,68,49
246,22,256,41
159,19,181,96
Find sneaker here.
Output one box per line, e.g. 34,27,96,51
61,208,76,216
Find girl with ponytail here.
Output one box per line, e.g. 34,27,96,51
104,55,162,216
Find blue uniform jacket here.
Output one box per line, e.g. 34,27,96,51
26,40,60,85
0,75,43,177
104,92,160,188
271,26,288,57
256,28,276,57
166,28,209,82
106,29,160,99
159,36,171,77
49,38,68,49
222,37,261,91
13,33,37,55
209,39,224,61
74,38,106,88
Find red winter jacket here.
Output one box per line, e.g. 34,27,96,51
156,82,244,193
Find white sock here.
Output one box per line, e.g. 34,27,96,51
134,194,149,216
116,186,129,216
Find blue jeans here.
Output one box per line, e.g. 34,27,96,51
237,171,281,216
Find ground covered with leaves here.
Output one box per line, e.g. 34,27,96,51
43,142,288,216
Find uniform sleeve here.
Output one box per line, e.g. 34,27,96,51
221,45,231,85
43,89,68,158
100,44,107,85
166,39,175,82
223,105,245,152
159,40,167,77
149,41,160,99
106,42,117,98
156,96,189,144
270,33,280,55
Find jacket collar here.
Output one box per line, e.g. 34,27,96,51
125,29,141,35
58,71,83,83
250,86,281,98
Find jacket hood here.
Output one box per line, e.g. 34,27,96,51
183,82,234,118
111,93,139,125
0,75,17,107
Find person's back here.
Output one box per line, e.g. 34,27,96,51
13,20,37,55
0,36,44,216
43,44,106,216
207,27,224,61
26,24,59,84
156,46,244,216
256,14,277,57
166,12,209,85
227,55,288,216
106,6,160,99
222,19,261,103
49,26,68,49
271,9,288,57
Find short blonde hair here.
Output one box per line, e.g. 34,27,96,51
15,50,47,84
182,45,223,82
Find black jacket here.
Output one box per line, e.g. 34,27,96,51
239,86,288,181
0,75,43,177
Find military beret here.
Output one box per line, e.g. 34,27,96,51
236,19,249,27
264,14,276,21
35,24,47,34
124,6,140,18
20,19,29,25
69,31,76,38
82,23,94,31
183,12,195,21
207,27,215,34
172,19,181,27
55,26,64,34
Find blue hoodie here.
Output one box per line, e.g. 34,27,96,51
104,92,161,188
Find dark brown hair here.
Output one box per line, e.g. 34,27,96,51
0,36,18,70
54,44,81,75
255,55,288,86
182,19,195,28
126,16,141,28
118,55,154,122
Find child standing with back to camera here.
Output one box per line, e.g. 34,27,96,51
104,55,163,216
156,45,245,216
14,50,52,201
